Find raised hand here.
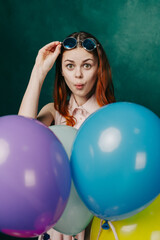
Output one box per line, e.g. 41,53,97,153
18,41,61,119
35,41,62,77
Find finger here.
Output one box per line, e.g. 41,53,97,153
76,230,85,240
50,42,62,53
54,43,62,54
48,44,61,62
52,229,63,240
47,42,62,52
63,234,73,240
41,41,61,52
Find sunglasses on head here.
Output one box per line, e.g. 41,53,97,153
62,37,99,51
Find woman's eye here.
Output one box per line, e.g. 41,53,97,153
66,64,74,70
84,63,91,69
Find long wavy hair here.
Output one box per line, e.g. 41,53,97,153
53,31,115,126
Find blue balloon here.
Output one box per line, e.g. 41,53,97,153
70,102,160,221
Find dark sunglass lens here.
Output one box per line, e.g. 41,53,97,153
83,38,96,51
63,38,77,49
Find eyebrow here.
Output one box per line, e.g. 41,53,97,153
64,58,94,63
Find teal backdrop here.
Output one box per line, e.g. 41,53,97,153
0,0,160,118
0,0,160,240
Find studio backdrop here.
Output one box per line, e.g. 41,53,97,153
0,0,160,118
0,2,160,240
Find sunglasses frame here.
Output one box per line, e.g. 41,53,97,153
62,37,99,52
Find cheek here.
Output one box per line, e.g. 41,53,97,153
62,71,71,83
62,68,73,80
63,72,74,87
86,71,98,84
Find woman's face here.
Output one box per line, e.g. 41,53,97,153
61,47,98,106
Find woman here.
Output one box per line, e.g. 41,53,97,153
18,31,115,240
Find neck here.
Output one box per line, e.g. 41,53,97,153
73,95,88,106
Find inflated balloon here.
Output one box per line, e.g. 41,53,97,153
0,115,71,238
90,195,160,240
71,102,160,220
49,125,77,158
49,125,93,236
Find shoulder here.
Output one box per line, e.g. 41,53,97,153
37,102,55,126
42,102,55,114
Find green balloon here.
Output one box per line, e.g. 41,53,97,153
49,125,93,236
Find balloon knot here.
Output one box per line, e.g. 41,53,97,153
102,220,110,230
43,232,50,240
73,236,78,240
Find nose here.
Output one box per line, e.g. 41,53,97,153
75,67,83,78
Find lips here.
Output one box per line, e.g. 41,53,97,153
75,84,84,89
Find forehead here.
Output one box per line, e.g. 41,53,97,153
62,47,97,62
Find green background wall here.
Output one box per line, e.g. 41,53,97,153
0,0,160,119
0,0,160,239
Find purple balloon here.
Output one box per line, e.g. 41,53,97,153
0,115,71,238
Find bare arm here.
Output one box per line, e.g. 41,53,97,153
18,41,61,124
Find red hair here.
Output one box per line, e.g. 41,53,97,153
53,31,115,127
